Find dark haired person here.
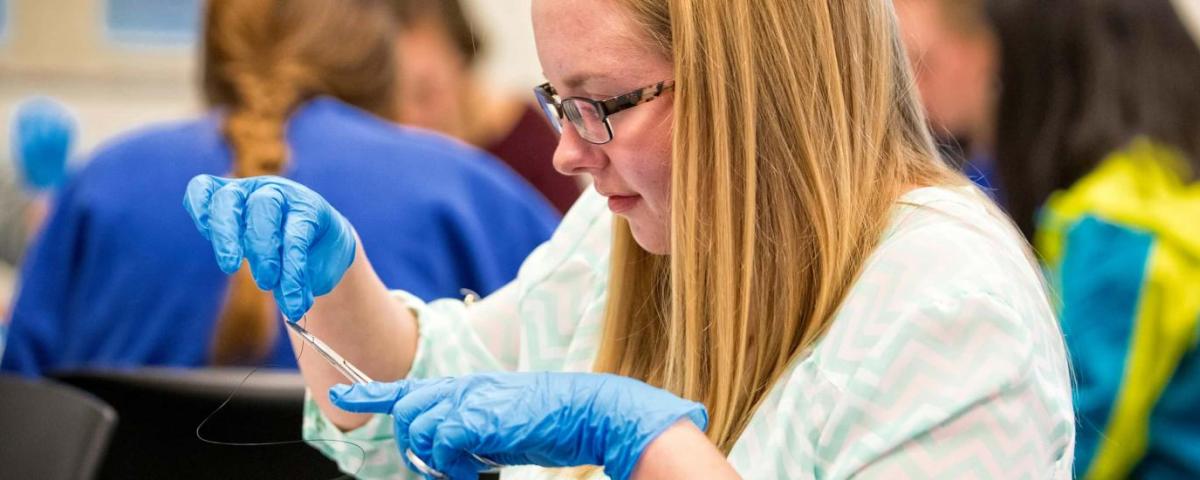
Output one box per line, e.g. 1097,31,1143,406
1,0,556,375
989,0,1200,477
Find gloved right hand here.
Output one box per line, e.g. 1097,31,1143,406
330,372,709,480
12,96,75,191
183,175,356,321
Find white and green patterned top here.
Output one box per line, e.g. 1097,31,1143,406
304,186,1075,479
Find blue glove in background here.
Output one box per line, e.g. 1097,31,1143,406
11,96,75,191
183,175,356,321
330,372,709,480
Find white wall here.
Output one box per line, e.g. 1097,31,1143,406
465,0,544,93
0,0,200,164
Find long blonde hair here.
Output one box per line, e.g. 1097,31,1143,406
202,0,399,365
594,0,962,452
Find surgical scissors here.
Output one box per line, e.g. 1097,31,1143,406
286,319,503,478
287,320,373,384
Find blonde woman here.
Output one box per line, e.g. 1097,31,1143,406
184,0,1075,478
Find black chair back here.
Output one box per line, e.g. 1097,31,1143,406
52,368,344,480
0,375,118,480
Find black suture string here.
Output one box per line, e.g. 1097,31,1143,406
193,316,392,479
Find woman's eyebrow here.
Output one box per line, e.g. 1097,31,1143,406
558,71,615,91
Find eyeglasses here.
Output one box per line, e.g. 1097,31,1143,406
534,80,675,145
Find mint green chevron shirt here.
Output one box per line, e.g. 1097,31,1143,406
303,186,1076,479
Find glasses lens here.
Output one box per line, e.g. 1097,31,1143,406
562,100,610,144
534,88,563,133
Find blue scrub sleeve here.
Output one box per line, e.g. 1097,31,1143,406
1,181,87,375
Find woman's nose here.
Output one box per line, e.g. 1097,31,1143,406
552,124,605,176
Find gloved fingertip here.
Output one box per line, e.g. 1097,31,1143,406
689,405,710,433
285,308,306,325
272,290,300,324
282,294,304,324
218,255,242,275
329,384,353,403
329,381,411,414
252,262,280,291
252,275,272,292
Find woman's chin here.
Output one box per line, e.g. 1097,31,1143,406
628,220,670,255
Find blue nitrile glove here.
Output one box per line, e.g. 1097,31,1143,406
183,175,356,321
330,372,709,480
11,96,76,191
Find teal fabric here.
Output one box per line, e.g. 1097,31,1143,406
1058,216,1154,476
1138,323,1200,479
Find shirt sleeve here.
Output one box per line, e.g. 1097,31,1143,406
302,189,611,478
299,285,523,479
402,285,517,378
812,291,1074,479
303,392,415,479
1,181,87,375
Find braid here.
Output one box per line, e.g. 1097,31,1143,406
202,0,397,366
213,64,314,365
224,61,316,177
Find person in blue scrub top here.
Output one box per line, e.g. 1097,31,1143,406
1,0,558,375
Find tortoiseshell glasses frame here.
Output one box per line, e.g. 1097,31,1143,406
533,80,676,145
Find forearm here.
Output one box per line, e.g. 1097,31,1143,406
630,420,740,480
289,247,418,430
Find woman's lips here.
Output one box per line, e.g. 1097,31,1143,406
606,195,640,214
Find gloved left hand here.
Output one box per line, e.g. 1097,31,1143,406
183,175,357,320
329,372,708,480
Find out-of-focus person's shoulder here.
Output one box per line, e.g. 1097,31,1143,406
76,116,219,182
86,116,218,165
43,116,220,214
293,97,543,203
292,97,480,165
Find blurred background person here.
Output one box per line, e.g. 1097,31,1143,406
1,0,557,376
386,0,583,214
894,0,1000,193
988,0,1200,477
0,96,76,347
